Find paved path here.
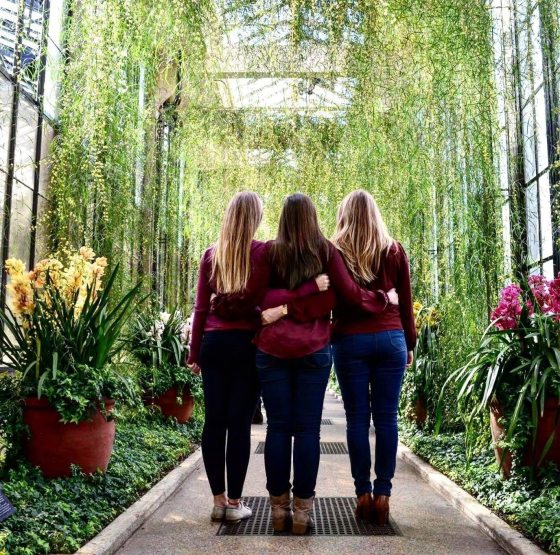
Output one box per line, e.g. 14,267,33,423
119,392,505,555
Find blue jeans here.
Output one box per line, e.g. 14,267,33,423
256,346,331,499
332,330,407,497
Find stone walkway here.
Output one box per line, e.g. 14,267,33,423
119,392,505,555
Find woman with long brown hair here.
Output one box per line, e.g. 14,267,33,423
188,191,328,524
331,189,416,525
254,193,398,535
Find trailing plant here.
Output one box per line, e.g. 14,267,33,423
438,276,560,466
0,248,142,423
401,422,560,554
0,409,202,555
0,372,24,474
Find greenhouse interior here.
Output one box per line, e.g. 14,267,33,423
0,0,559,553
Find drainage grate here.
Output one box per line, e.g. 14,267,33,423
321,418,333,425
216,496,399,536
255,442,348,455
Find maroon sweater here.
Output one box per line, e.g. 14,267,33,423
332,242,416,349
279,242,416,351
254,242,389,358
188,241,319,365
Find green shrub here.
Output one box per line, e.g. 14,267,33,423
0,410,201,555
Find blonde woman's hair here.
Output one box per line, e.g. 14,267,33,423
211,191,263,294
332,189,394,284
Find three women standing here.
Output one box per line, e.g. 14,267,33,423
189,189,414,531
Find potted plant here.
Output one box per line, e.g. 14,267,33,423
402,302,440,428
0,248,140,478
438,276,560,477
129,308,200,423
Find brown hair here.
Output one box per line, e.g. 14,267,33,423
270,193,329,290
332,189,394,284
211,191,263,294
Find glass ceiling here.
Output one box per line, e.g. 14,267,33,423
212,0,355,117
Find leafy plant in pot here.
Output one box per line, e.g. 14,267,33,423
438,276,560,478
129,308,200,423
402,302,440,428
0,248,141,478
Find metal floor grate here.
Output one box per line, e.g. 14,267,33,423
216,496,399,536
255,441,348,455
321,418,333,425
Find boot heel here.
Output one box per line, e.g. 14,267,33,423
372,495,390,526
292,495,314,535
291,519,308,535
270,492,292,532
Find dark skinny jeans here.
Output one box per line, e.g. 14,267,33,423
256,346,331,499
200,330,260,499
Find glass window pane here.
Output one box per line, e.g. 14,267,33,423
525,181,540,263
0,73,12,172
8,178,33,264
529,1,544,89
13,96,38,189
538,171,553,259
516,0,533,104
0,0,19,76
522,103,536,182
543,260,554,279
534,86,549,172
43,0,64,120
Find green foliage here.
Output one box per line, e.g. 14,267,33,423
0,410,201,555
401,303,442,428
438,283,560,467
0,263,142,424
128,307,202,399
0,372,24,473
401,423,560,554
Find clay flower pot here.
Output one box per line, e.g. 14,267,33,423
489,398,512,479
525,397,560,468
23,397,116,479
412,396,428,427
146,387,194,423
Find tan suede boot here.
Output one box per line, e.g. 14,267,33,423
269,492,292,532
292,495,315,535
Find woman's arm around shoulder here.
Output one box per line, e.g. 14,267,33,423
187,248,213,366
395,242,417,351
327,243,389,313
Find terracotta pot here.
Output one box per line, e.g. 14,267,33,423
525,397,560,468
412,397,428,427
489,399,512,479
23,397,116,479
146,387,194,424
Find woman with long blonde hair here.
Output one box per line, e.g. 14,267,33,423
331,189,416,525
188,191,329,524
187,191,267,524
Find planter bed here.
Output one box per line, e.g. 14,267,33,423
400,422,560,554
0,411,202,555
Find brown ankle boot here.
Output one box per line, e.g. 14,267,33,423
372,494,390,525
355,492,374,520
292,495,315,535
269,492,292,532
